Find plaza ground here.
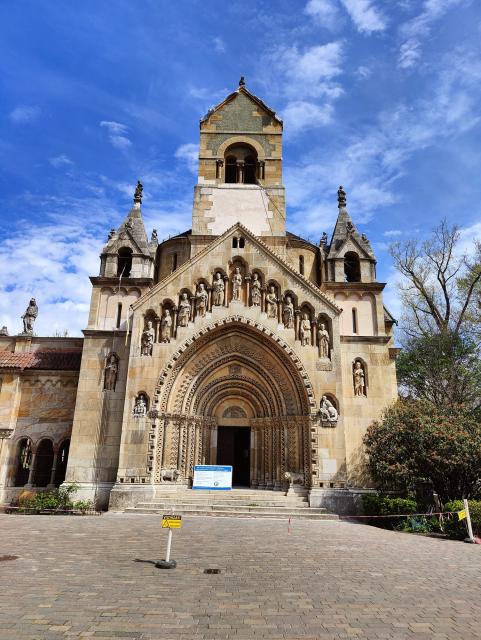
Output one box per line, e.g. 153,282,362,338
0,513,480,639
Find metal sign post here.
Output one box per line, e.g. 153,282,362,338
155,514,182,569
463,499,475,543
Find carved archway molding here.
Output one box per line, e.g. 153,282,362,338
154,315,316,416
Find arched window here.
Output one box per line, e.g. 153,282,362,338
14,438,32,487
224,143,258,184
34,439,54,487
238,237,245,249
299,255,305,275
352,308,358,334
55,439,70,486
232,237,238,248
116,302,122,329
225,156,237,183
117,247,133,278
344,252,361,282
172,253,178,272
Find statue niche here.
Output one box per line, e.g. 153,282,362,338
251,272,262,306
266,285,278,319
141,319,155,356
231,266,243,302
178,292,191,327
104,353,119,391
320,395,338,424
195,283,208,318
317,322,330,360
300,313,311,346
133,393,148,417
212,272,225,306
282,296,295,329
160,309,172,343
353,360,367,397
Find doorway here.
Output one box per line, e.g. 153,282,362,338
217,427,250,486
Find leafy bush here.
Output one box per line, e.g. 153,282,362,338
20,484,80,512
362,494,418,529
443,500,481,540
396,516,442,534
73,499,94,513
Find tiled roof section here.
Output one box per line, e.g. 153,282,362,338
0,350,82,371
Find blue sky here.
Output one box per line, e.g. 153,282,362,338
1,0,480,336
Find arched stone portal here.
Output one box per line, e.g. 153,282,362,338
153,318,314,490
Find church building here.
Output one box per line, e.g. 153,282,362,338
0,81,398,514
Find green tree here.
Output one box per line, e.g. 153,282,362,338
364,399,481,503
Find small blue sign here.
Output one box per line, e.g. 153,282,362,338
193,465,233,490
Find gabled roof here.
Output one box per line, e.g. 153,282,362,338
383,306,397,325
327,206,376,261
102,202,153,258
0,350,82,371
200,84,283,127
133,222,341,314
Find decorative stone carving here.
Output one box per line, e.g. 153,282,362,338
134,180,143,204
338,185,346,208
320,395,338,424
161,468,180,482
178,293,191,327
300,313,311,346
282,296,294,329
320,232,328,246
266,285,278,318
21,298,38,335
195,284,208,317
0,428,14,439
151,229,158,243
141,320,155,355
133,393,147,416
231,267,243,301
251,273,261,306
212,272,224,306
108,228,116,240
222,406,247,418
317,323,330,359
0,326,8,336
353,360,366,396
160,310,172,343
104,353,119,391
284,471,304,486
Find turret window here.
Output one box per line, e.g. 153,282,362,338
117,247,133,278
344,252,361,283
224,143,258,184
299,255,305,275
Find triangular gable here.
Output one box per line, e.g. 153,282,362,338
200,86,283,127
328,234,375,261
132,222,341,314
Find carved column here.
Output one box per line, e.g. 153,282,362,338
245,275,251,307
216,159,223,180
223,276,229,307
265,423,273,488
154,318,160,343
294,310,301,341
207,286,213,312
277,298,282,324
155,417,166,482
210,421,218,464
190,297,195,322
259,161,265,180
25,450,37,487
47,450,59,489
272,422,280,489
186,418,196,481
237,160,244,183
311,318,317,349
261,287,266,312
172,306,178,338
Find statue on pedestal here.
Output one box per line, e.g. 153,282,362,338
283,296,294,329
353,361,366,396
141,320,155,356
160,310,172,343
320,395,338,423
318,323,330,359
178,293,191,327
195,283,208,317
300,313,311,346
21,298,38,335
251,273,261,306
213,272,224,306
133,393,147,416
266,285,278,318
104,354,119,391
232,267,243,301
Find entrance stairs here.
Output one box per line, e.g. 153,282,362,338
125,488,339,520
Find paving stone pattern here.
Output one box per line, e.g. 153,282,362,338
0,513,480,639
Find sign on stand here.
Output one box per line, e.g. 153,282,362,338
156,514,182,570
162,514,182,529
193,465,233,490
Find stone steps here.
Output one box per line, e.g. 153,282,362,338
126,504,338,520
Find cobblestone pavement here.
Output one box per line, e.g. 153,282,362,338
0,513,480,640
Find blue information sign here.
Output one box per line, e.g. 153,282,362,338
193,465,233,490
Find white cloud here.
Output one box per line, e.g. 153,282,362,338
356,65,372,79
282,101,334,136
100,120,132,149
384,229,403,237
398,0,464,69
9,106,41,124
304,0,339,30
49,154,73,168
213,36,225,53
175,143,199,174
340,0,387,33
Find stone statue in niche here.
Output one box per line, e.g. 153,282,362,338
195,283,208,317
21,298,38,335
318,323,330,359
160,310,172,343
282,296,295,329
251,273,261,306
266,285,278,318
300,313,311,346
133,393,147,417
141,320,155,356
353,361,366,396
231,267,243,301
104,354,118,391
178,293,191,327
212,272,224,306
320,395,338,423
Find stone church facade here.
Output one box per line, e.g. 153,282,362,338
0,82,397,513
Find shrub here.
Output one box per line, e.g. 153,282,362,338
362,494,418,529
73,499,94,513
443,500,481,540
20,484,80,512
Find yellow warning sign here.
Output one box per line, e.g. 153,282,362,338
458,509,467,521
162,514,182,529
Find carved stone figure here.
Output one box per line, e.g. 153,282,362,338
151,229,158,243
320,232,328,246
134,180,143,203
283,296,294,329
266,285,278,318
160,310,172,343
108,228,116,240
195,283,208,317
353,361,366,396
251,273,261,306
320,395,338,423
133,393,147,416
232,267,243,301
104,354,118,391
141,320,155,356
161,468,180,482
178,293,191,327
284,471,304,486
318,323,330,359
21,298,38,335
213,272,224,306
300,313,311,346
338,185,346,207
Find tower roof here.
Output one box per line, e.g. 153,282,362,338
327,186,376,260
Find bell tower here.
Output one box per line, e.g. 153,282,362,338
191,78,285,243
